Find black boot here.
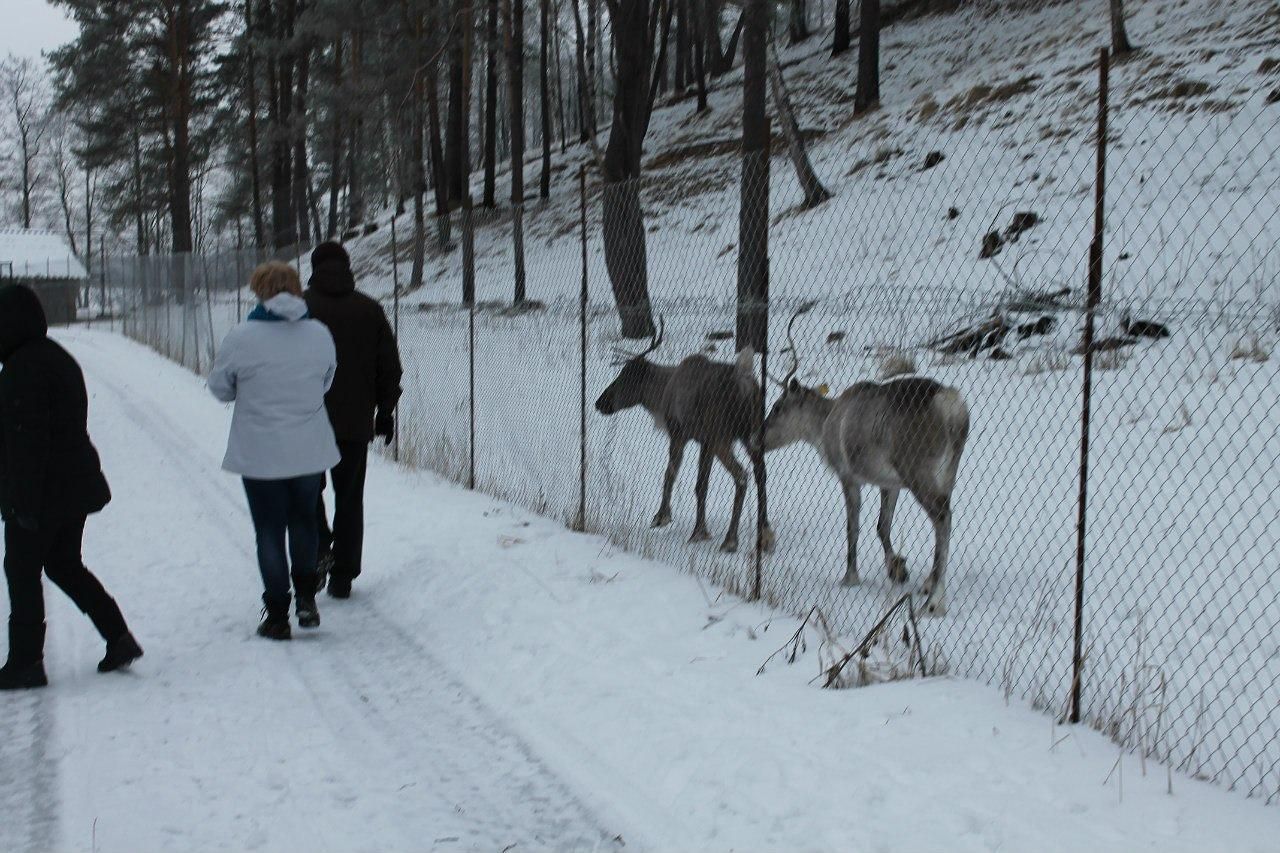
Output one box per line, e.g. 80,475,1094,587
98,631,144,673
295,592,320,629
1,620,48,690
327,575,352,600
257,596,291,641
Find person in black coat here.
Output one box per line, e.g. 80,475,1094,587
0,284,142,690
304,242,403,598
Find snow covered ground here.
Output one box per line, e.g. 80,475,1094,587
3,328,1280,851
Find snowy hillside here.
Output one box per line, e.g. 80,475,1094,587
332,0,1280,312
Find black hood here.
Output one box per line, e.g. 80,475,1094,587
308,241,355,296
0,284,49,363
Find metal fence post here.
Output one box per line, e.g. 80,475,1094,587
576,166,589,532
1071,46,1109,726
390,215,401,463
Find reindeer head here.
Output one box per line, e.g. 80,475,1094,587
595,318,665,416
762,301,828,452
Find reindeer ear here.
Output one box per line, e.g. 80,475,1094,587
788,378,801,392
816,383,830,397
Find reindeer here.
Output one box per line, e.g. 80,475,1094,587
595,320,774,554
761,309,969,616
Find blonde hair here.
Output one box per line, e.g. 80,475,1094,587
249,261,303,302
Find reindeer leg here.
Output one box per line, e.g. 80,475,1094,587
716,446,748,554
752,448,775,554
653,435,686,528
877,488,909,584
840,480,862,586
689,445,713,542
916,491,952,617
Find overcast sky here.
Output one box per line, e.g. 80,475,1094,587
2,0,77,62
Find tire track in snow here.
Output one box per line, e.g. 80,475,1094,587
77,337,618,850
0,693,59,852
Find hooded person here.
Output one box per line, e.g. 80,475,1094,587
208,262,341,639
303,242,402,599
0,284,142,690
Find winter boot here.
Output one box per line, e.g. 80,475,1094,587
98,631,144,673
295,594,320,629
1,620,48,691
327,575,352,600
257,596,292,641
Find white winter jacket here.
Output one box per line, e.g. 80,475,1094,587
208,293,342,480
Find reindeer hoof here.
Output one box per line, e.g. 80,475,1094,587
760,526,777,554
887,555,909,584
840,573,861,587
651,513,672,529
719,540,738,554
689,528,711,543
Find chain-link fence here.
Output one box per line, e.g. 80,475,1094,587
72,49,1280,801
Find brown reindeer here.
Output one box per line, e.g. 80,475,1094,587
596,321,774,554
762,310,969,616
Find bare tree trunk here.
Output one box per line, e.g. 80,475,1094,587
768,39,830,209
293,43,313,250
691,0,709,111
1110,0,1135,57
346,29,366,231
553,1,569,152
426,57,452,247
788,0,809,45
483,0,500,207
411,11,427,289
738,0,768,350
674,0,688,94
245,0,266,246
853,0,880,114
586,0,599,138
572,0,591,142
831,0,850,56
539,0,553,198
326,37,343,239
508,0,528,303
601,0,657,338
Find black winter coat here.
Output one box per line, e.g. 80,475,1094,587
304,259,403,443
0,285,111,528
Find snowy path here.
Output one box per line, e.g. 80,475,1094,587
3,328,1280,852
1,331,613,852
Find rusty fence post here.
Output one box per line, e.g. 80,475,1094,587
1072,46,1109,726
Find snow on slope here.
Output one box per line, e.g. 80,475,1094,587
329,0,1280,312
3,328,1279,851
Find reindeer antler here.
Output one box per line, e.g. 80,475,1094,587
780,300,817,386
611,315,665,364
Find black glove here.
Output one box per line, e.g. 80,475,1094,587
374,411,395,446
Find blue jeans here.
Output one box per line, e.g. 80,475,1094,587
242,474,324,610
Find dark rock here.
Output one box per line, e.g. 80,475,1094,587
979,230,1004,259
1123,318,1171,339
1005,211,1040,241
947,207,961,220
923,151,946,170
1017,316,1056,339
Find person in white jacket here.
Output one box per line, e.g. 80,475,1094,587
208,261,341,640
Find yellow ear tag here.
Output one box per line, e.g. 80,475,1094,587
816,383,830,397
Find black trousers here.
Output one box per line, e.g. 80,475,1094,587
317,441,369,580
4,514,128,664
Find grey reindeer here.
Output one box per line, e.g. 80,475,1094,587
761,309,969,616
595,320,774,555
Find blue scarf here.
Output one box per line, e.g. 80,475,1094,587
248,303,310,322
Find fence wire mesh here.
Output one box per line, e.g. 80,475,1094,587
78,51,1280,802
